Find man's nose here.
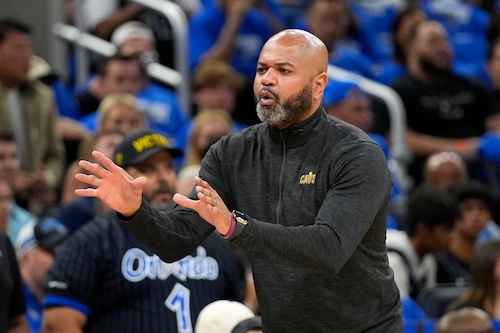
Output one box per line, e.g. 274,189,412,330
260,69,277,86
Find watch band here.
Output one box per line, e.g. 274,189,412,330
223,210,248,240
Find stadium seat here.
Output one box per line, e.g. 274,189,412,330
416,284,468,318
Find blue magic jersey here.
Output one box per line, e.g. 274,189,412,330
43,211,244,333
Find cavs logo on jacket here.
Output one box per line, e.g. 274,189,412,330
299,171,316,185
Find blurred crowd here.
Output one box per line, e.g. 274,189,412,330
3,0,500,332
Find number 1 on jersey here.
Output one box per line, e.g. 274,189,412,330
165,283,193,333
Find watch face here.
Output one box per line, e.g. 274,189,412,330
233,211,248,225
235,216,248,225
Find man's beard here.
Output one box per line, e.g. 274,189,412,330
256,83,313,127
419,56,451,78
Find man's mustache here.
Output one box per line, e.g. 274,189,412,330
259,87,279,100
152,183,173,197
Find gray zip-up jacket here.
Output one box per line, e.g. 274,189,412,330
123,108,402,332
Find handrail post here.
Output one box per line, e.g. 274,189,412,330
130,0,190,109
327,65,412,189
52,23,183,96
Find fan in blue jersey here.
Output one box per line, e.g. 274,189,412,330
42,129,246,333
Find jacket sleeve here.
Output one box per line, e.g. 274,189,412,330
120,200,216,263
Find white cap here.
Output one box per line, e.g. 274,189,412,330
111,21,156,47
29,55,52,81
15,221,37,255
195,300,255,333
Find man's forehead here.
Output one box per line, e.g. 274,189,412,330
417,22,447,40
134,151,173,166
259,42,302,65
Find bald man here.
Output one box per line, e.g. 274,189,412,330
75,29,402,332
435,308,494,333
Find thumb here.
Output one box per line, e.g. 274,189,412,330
173,193,197,210
131,176,147,195
133,176,148,187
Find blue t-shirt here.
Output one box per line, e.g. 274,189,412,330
329,44,376,79
189,4,275,79
350,1,401,64
81,81,189,145
374,60,408,86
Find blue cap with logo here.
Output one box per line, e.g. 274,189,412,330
16,217,70,254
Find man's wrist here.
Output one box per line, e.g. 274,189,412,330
222,210,248,240
222,214,237,239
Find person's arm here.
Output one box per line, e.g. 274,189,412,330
42,307,87,333
254,0,284,33
198,0,253,63
92,4,146,39
75,139,389,275
75,151,214,262
7,315,29,333
84,0,145,39
57,117,90,142
407,129,479,160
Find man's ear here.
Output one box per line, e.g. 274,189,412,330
314,72,328,99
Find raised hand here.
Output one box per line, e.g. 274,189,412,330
75,150,147,217
173,177,232,235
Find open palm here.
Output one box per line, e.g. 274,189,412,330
75,151,147,217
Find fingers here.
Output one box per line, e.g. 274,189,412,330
75,172,100,186
194,176,213,190
92,151,137,181
175,181,230,233
75,188,98,197
197,191,214,208
78,152,137,183
194,177,222,201
173,193,197,209
78,160,109,179
91,150,119,171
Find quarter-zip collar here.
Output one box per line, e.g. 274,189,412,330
267,107,325,148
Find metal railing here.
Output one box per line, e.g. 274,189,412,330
52,0,190,109
130,0,190,107
327,64,412,189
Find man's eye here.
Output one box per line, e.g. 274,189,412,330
140,166,154,174
257,67,267,74
280,69,290,74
